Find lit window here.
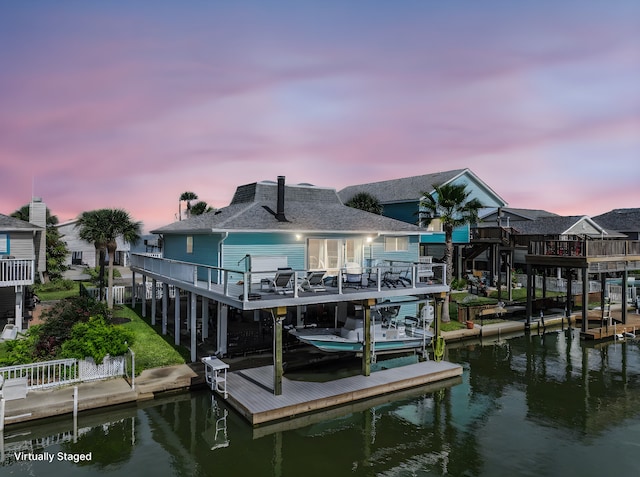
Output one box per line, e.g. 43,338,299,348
186,236,193,253
384,236,409,252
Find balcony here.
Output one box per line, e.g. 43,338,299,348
0,258,35,287
526,240,640,272
130,254,448,311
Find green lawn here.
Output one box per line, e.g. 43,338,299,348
34,281,80,301
114,305,187,374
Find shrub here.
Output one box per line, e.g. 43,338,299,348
86,266,121,287
61,316,134,364
34,279,76,293
0,326,41,365
35,295,111,359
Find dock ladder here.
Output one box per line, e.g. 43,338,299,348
202,356,229,399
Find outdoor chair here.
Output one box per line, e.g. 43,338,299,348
382,268,407,288
343,262,365,288
299,270,327,292
268,268,295,294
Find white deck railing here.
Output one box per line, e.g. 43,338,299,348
130,253,447,303
0,258,35,286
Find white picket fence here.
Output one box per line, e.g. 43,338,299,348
0,353,130,391
83,282,175,305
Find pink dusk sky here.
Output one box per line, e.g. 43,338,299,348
1,1,639,233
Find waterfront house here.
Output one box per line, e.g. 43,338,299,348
0,198,47,332
57,219,133,268
130,177,450,394
338,168,508,278
593,209,640,240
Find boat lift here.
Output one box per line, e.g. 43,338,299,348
202,356,229,399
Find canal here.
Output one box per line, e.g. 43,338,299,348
3,327,640,476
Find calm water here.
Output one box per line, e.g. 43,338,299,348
3,327,640,477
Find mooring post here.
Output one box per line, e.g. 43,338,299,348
73,386,78,443
272,306,286,396
362,299,375,377
0,397,5,432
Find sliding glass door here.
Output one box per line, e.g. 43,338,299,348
307,238,363,275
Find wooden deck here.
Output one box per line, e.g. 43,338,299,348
579,310,640,340
222,360,463,425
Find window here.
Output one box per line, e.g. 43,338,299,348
384,236,409,252
0,234,7,254
419,212,443,232
307,238,363,274
71,251,83,265
186,236,193,254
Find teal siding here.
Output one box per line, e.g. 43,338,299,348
381,202,419,225
223,233,305,271
449,176,505,209
420,225,469,244
163,234,220,266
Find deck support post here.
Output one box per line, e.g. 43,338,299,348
525,264,533,329
202,297,209,340
581,267,588,331
272,306,287,395
174,289,181,346
131,271,136,308
601,272,607,328
151,278,157,326
622,269,628,324
141,275,147,318
217,303,228,357
567,269,578,331
190,292,197,362
162,283,168,335
362,299,375,377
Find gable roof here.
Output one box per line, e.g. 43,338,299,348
338,169,466,204
337,168,507,207
592,208,640,232
152,180,424,235
0,213,43,232
511,215,614,237
480,207,559,222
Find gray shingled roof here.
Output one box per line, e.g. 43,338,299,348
511,216,604,236
338,169,466,204
152,181,424,234
0,213,42,231
492,208,558,221
593,209,640,232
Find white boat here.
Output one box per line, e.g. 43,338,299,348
289,312,431,353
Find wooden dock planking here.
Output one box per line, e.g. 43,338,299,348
223,360,463,425
579,310,640,340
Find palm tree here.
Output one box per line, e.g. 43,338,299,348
179,191,198,220
76,209,142,309
419,183,483,322
190,201,214,216
344,192,383,215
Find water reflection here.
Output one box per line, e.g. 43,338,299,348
3,328,640,476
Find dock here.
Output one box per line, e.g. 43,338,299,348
221,360,463,425
579,310,640,340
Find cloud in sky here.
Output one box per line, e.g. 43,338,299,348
1,1,638,232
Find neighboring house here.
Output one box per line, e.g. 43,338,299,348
130,177,449,373
338,168,508,276
131,234,163,256
470,207,560,277
57,219,133,268
0,198,47,331
593,209,640,240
